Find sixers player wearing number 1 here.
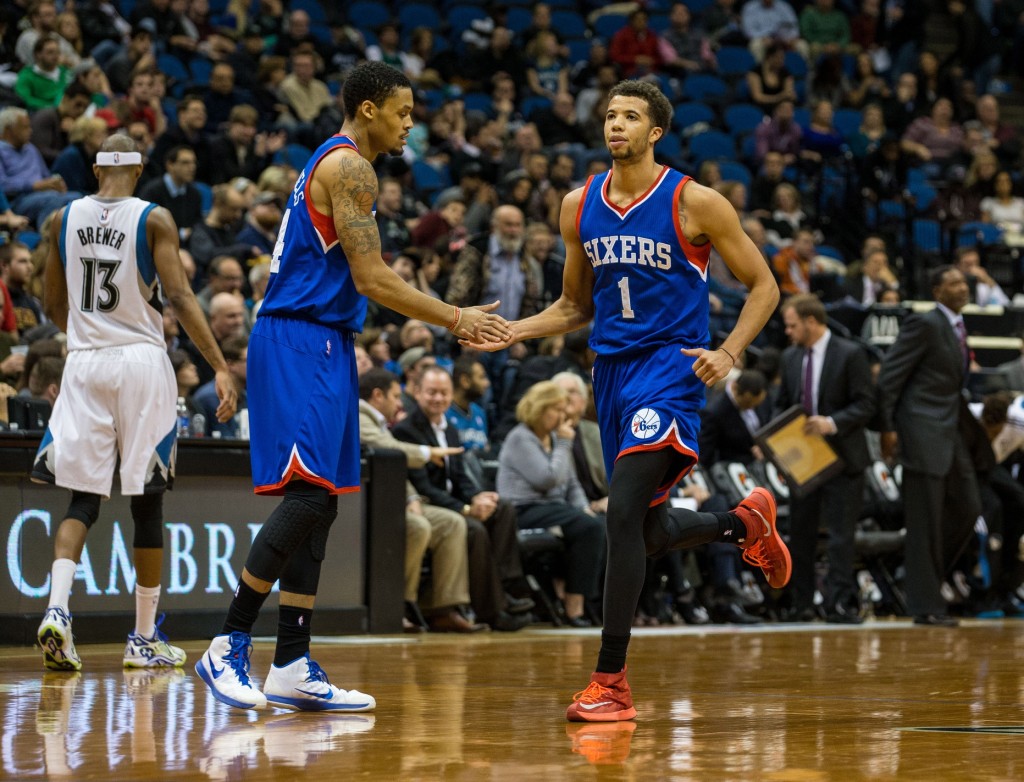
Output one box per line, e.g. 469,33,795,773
470,80,788,722
32,135,237,672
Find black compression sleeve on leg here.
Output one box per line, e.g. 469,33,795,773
244,482,331,582
130,493,164,549
66,491,101,528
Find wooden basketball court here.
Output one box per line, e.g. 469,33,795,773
1,620,1021,780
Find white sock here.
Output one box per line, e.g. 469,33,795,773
135,584,160,639
48,559,77,613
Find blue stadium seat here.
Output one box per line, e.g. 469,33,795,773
909,183,937,213
673,101,715,130
716,46,756,78
419,88,447,111
275,143,313,171
462,92,492,113
816,244,845,263
681,74,728,102
683,0,713,11
784,51,808,78
506,7,533,33
291,0,326,23
398,4,441,31
724,103,764,135
348,1,391,32
907,168,928,188
566,38,592,65
592,14,628,40
832,108,862,140
448,5,489,35
156,53,189,87
740,133,758,161
656,131,683,163
958,222,1003,247
551,10,587,38
793,107,811,128
310,22,332,45
15,230,40,250
648,13,670,33
195,181,213,216
878,199,906,221
411,161,451,197
520,95,552,118
717,160,752,189
689,130,735,162
189,57,213,86
912,219,943,253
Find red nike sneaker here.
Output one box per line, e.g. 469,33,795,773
565,668,637,722
734,487,792,589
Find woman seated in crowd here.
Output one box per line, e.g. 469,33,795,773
497,380,605,627
981,170,1024,237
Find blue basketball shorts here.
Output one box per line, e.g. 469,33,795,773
592,343,705,506
248,315,360,495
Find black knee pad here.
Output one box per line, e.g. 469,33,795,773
131,493,164,548
66,491,101,529
247,484,332,581
307,508,337,563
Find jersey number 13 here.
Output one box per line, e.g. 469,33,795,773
80,257,121,313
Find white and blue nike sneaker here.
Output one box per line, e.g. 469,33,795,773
263,655,376,712
195,632,267,710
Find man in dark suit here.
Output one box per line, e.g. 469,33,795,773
700,370,769,465
393,366,531,631
878,266,981,626
776,294,876,623
136,145,204,243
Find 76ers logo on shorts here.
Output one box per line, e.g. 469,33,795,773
631,408,661,440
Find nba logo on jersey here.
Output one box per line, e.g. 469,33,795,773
99,208,109,224
631,408,660,439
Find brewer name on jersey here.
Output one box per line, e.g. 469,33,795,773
581,235,672,270
76,225,127,251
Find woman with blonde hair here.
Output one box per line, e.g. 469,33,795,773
497,381,605,626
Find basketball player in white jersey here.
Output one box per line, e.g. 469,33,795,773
32,134,237,671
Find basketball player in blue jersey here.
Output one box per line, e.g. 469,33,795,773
470,80,790,722
196,61,511,712
33,134,237,672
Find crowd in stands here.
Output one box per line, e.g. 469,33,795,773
2,0,1024,630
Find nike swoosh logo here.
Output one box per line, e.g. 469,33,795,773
295,687,334,700
579,701,613,710
750,508,770,537
210,660,225,679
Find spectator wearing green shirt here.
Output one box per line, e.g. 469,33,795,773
799,0,852,59
15,35,70,111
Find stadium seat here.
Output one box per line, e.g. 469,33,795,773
717,160,752,189
398,3,441,31
793,107,811,128
156,53,189,88
348,1,391,32
275,143,313,171
566,38,592,65
195,181,213,216
784,51,808,78
648,13,670,32
189,56,213,87
878,199,906,221
411,161,451,197
15,230,40,250
832,108,862,140
912,219,943,253
291,0,326,23
716,46,756,78
681,74,728,102
550,10,587,38
656,131,683,163
958,222,1003,247
593,14,628,40
816,244,845,263
506,6,533,33
682,0,713,11
448,5,489,35
689,130,735,162
419,88,447,111
462,92,492,113
673,101,715,131
520,95,552,118
909,183,937,213
723,103,764,135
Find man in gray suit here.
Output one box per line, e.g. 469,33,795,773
878,266,981,626
776,294,876,623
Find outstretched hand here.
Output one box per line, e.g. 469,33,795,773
455,301,514,347
682,347,733,387
460,320,519,352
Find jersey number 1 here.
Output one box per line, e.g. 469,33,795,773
80,258,121,313
618,277,635,320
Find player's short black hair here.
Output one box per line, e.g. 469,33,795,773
607,80,672,137
342,61,412,120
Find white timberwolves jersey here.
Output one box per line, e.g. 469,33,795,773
60,196,163,351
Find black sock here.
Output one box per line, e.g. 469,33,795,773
596,631,630,674
715,512,747,545
274,605,312,667
222,579,270,635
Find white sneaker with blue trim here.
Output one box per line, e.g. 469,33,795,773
195,632,267,710
263,655,376,712
38,607,82,671
124,615,187,668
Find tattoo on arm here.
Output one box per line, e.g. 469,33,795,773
331,154,381,256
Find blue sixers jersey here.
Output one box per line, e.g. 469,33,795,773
260,134,367,331
577,167,711,356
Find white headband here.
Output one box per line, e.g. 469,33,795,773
96,151,142,166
